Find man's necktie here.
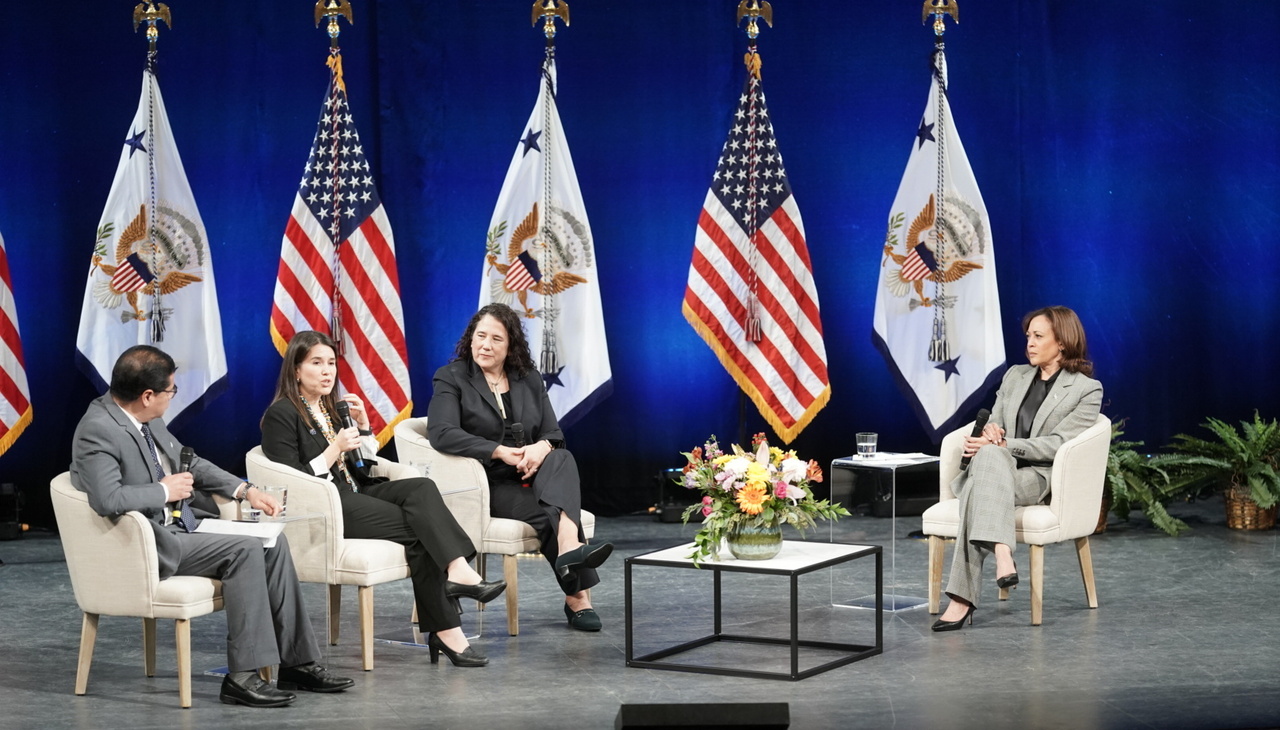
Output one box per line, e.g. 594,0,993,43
142,423,198,533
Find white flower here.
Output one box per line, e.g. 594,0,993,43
779,457,807,483
720,456,751,479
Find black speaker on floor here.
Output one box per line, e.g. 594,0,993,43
653,468,696,523
615,702,789,729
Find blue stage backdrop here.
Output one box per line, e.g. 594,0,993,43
0,1,1276,525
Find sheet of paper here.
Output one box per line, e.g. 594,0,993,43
194,519,286,548
833,452,940,468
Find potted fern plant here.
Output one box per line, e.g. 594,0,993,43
1162,411,1280,531
1105,420,1190,536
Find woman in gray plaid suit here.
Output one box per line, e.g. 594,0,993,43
933,306,1103,631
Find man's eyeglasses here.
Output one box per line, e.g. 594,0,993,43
157,384,179,397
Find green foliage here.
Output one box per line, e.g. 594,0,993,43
1106,420,1189,536
1163,411,1280,510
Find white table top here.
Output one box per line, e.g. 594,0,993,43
630,540,879,573
832,452,940,469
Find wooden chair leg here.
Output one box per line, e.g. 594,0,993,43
927,536,944,614
476,553,487,612
258,666,272,682
175,619,192,709
328,584,341,646
504,555,520,636
142,617,157,677
998,586,1010,601
358,585,375,671
411,602,419,625
75,613,98,696
1076,536,1099,608
1029,544,1045,626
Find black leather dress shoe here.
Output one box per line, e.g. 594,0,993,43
554,542,614,574
276,663,355,693
444,578,507,604
219,674,296,707
564,603,603,632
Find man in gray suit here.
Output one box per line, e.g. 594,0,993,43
70,345,353,707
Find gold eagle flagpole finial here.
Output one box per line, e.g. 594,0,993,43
736,0,773,41
532,0,570,40
315,0,354,48
923,0,958,37
132,2,171,53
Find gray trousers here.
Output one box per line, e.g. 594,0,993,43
945,447,1048,606
171,531,321,672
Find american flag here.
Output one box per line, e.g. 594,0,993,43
0,231,33,456
682,66,830,443
270,54,411,446
901,243,938,281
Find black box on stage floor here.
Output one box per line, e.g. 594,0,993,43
616,702,789,729
829,457,939,518
654,468,696,523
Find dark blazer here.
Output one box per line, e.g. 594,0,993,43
961,364,1104,492
426,358,565,463
70,394,242,578
260,398,381,490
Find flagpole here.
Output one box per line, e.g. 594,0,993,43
735,1,773,445
924,0,958,364
314,0,355,357
532,1,570,376
133,2,171,342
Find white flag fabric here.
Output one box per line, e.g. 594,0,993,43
872,50,1004,441
76,68,227,423
0,230,33,455
480,53,611,428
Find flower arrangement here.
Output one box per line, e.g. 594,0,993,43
678,433,850,564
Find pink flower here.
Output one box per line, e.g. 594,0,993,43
774,481,788,499
702,496,713,505
701,504,713,517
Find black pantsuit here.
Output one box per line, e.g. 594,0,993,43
428,359,598,595
261,398,477,632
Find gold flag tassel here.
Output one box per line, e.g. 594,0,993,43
736,1,772,343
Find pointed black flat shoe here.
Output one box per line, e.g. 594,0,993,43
427,633,488,667
564,603,603,632
445,578,507,604
931,604,976,632
554,542,614,574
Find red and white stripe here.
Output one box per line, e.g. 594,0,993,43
0,232,33,456
503,259,536,291
901,247,932,281
683,191,830,443
270,199,411,445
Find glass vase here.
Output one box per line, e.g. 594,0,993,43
725,520,783,560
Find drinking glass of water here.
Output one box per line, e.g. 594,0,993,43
856,432,878,458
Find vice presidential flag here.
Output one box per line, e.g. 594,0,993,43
270,53,411,446
76,68,227,424
873,49,1004,441
0,231,33,456
683,57,830,444
480,51,611,428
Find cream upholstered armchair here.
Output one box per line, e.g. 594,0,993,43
921,414,1111,625
50,471,238,708
393,417,595,636
244,446,477,670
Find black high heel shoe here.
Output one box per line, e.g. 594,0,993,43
554,542,614,576
445,578,507,604
931,603,976,632
427,633,488,667
996,562,1020,590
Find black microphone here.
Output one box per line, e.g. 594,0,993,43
333,401,366,468
511,422,526,448
959,409,992,472
179,446,194,473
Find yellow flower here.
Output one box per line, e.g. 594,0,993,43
736,483,768,515
769,446,784,466
744,462,771,488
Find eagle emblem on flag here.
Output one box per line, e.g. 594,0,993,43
881,192,986,309
485,201,590,318
90,202,204,322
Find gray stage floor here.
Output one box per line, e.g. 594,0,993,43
1,500,1277,730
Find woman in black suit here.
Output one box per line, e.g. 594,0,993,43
262,330,505,666
427,303,613,632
